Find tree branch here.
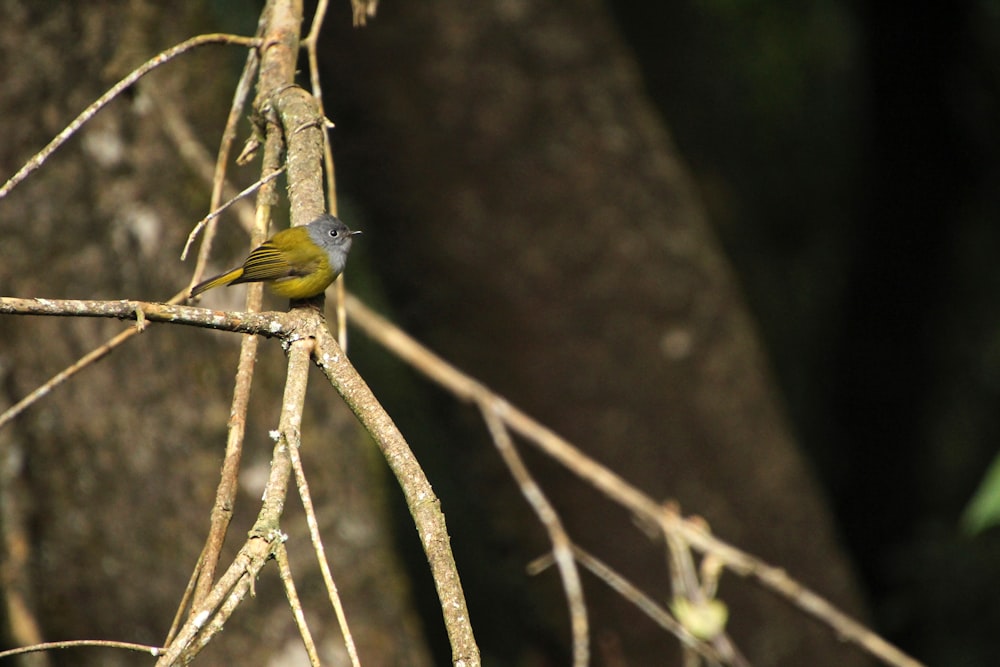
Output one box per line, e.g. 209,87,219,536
343,294,926,667
0,297,288,336
312,324,481,666
0,34,259,201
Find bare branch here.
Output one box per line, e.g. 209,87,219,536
312,324,481,666
275,542,323,667
188,24,262,287
274,85,327,224
0,297,287,336
0,34,259,201
181,168,285,260
344,294,926,667
303,0,336,214
480,401,589,667
155,530,279,666
288,421,362,667
186,8,286,615
187,324,262,615
558,546,730,665
156,340,313,665
0,640,164,661
0,325,133,430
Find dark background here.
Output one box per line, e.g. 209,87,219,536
606,0,1000,663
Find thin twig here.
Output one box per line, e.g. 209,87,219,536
257,337,312,541
563,546,732,665
303,0,335,213
147,47,266,641
191,22,262,287
164,549,205,646
180,558,259,664
544,548,743,667
662,514,748,666
0,640,164,660
0,290,204,431
288,422,362,667
181,168,284,260
185,0,298,624
0,34,259,201
480,400,589,667
187,311,263,614
275,542,323,667
343,295,925,667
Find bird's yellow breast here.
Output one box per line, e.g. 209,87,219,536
268,259,336,299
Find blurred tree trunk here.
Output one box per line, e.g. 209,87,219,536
320,1,874,665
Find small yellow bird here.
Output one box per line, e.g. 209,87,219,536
189,214,359,300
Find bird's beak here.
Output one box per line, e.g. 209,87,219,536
351,230,363,236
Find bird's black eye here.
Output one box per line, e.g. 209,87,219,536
328,229,339,238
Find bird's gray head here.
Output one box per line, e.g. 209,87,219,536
306,214,359,274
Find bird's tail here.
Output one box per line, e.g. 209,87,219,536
189,267,244,298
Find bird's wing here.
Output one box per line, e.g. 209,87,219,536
235,242,298,282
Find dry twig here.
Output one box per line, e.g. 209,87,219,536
0,640,163,661
0,34,259,201
275,542,323,667
288,423,362,667
343,295,926,667
480,401,589,667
